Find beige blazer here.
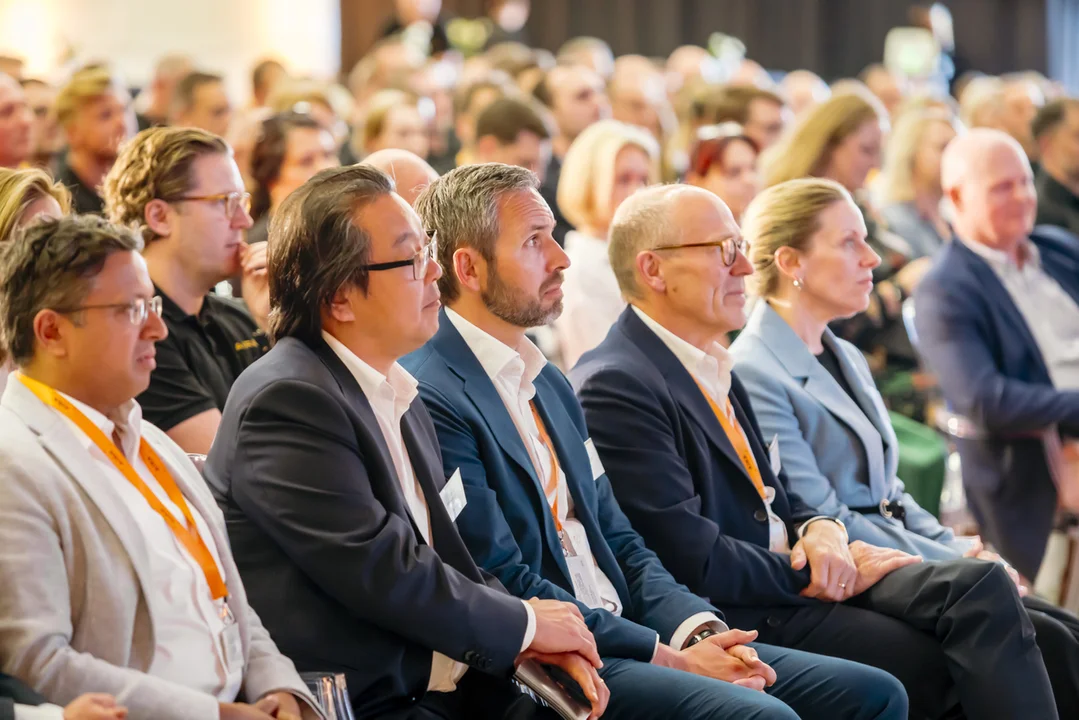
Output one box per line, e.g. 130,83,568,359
0,378,322,719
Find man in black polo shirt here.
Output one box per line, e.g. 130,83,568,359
1034,97,1079,236
103,126,269,454
54,67,134,215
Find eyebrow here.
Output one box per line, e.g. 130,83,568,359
393,231,417,248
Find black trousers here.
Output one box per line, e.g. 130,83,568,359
375,670,560,720
750,559,1056,720
1024,594,1079,720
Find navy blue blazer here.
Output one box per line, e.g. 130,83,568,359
570,308,820,631
402,310,718,662
205,336,528,716
913,228,1079,578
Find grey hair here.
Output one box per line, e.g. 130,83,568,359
414,162,539,303
0,215,143,367
608,184,687,300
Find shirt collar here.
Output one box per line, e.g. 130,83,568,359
321,330,418,419
155,284,214,324
444,307,548,397
57,390,144,459
630,305,733,400
959,235,1041,272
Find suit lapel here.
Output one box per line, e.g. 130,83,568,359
430,314,573,575
2,381,157,616
312,339,430,544
619,309,762,502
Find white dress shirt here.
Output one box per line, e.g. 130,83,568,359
961,237,1079,390
13,704,63,720
322,331,534,692
631,306,793,554
54,392,243,702
554,231,627,369
446,308,725,651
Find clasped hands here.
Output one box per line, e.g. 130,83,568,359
791,521,922,602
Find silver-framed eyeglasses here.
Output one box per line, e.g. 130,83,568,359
652,236,747,267
56,296,163,326
360,231,438,280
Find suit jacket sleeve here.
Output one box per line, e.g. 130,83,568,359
416,381,661,662
575,366,813,608
229,379,527,676
914,275,1079,436
733,365,933,555
0,453,223,719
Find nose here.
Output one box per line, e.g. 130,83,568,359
427,254,443,283
234,205,255,230
546,235,571,271
143,306,168,341
862,242,882,269
730,246,754,277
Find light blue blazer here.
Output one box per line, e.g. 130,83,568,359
729,301,961,561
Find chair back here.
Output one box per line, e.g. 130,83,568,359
299,672,356,720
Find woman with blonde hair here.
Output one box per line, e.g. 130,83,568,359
878,108,958,259
729,177,1079,719
763,91,927,420
0,167,70,390
554,118,659,367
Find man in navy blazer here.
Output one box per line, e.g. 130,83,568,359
403,163,908,720
571,183,1058,719
915,128,1079,581
205,166,607,719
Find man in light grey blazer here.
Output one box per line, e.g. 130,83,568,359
0,215,322,720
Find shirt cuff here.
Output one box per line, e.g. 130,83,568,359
520,599,537,652
14,704,64,720
668,612,729,652
797,515,847,540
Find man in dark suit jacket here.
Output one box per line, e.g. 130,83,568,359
916,128,1079,580
205,165,607,719
570,182,1058,719
403,163,909,720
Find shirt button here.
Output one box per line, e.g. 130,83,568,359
753,509,767,522
766,616,781,628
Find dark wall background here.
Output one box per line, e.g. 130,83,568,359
344,0,1073,87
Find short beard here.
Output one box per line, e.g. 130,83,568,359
481,263,563,329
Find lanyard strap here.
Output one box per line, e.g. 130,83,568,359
19,374,228,600
529,402,563,533
692,378,767,500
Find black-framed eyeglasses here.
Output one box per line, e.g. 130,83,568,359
360,231,438,281
652,237,747,267
55,296,163,326
168,191,252,218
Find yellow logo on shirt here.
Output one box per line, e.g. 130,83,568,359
234,338,260,352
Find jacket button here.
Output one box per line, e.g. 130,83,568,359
753,509,767,522
767,616,781,628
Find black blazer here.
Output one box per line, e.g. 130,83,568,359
571,309,823,632
0,672,45,720
204,337,528,717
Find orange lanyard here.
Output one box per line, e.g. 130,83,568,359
19,374,228,600
529,402,563,534
693,379,767,501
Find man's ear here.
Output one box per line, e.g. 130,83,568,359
635,250,666,294
144,199,174,240
453,248,486,294
32,309,70,359
327,286,357,323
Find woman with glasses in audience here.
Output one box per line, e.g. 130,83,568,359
762,90,928,420
0,167,70,393
684,122,762,222
729,177,1079,719
877,108,959,260
553,119,659,368
248,111,339,246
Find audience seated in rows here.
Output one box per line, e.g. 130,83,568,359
569,181,1059,718
402,162,907,720
0,74,31,170
1034,97,1079,236
473,96,552,183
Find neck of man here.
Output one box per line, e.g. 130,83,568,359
322,320,398,377
552,134,574,160
1042,156,1079,200
66,148,112,193
765,294,830,355
449,295,527,351
142,243,209,317
21,359,123,419
957,222,1027,267
631,297,731,353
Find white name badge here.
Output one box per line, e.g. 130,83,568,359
584,438,605,482
440,468,467,521
768,435,782,476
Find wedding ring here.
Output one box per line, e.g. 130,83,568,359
838,582,847,589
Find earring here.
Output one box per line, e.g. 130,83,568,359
793,277,803,290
